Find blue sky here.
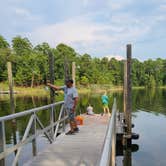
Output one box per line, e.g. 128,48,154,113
0,0,166,61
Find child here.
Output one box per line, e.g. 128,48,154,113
101,92,111,116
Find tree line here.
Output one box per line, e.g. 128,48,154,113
0,35,165,88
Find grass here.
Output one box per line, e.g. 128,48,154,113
0,82,48,96
0,82,165,96
159,86,166,89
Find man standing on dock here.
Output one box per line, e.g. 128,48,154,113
47,79,79,135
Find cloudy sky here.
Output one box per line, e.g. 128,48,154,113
0,0,166,60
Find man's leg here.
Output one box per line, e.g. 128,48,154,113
73,120,78,129
69,121,74,131
66,110,75,135
72,114,79,132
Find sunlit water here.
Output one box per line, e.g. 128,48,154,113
0,88,166,166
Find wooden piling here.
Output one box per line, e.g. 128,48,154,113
48,51,55,103
7,62,15,114
64,55,70,83
72,62,76,87
48,50,55,139
123,148,132,166
124,44,132,145
123,60,127,121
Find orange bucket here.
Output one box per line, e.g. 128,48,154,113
75,115,84,125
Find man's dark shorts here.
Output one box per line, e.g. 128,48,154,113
67,109,75,121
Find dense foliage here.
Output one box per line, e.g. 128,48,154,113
0,35,165,87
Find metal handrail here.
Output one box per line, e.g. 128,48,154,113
98,98,117,166
0,101,64,122
0,101,67,166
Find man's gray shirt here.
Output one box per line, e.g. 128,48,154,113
60,86,78,109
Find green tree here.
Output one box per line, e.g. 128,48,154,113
0,35,11,81
0,35,9,48
12,36,32,56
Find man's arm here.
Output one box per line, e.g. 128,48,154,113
72,97,78,112
47,83,62,91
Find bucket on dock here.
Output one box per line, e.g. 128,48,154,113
75,115,84,125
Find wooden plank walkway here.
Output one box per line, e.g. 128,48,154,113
24,114,109,166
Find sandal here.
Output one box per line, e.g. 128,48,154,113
65,130,75,135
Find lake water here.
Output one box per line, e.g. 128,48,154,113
0,88,166,166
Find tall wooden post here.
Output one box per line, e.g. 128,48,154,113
7,62,18,164
72,62,76,87
123,60,127,119
123,148,132,166
48,51,55,139
64,55,70,83
7,62,15,114
48,51,55,103
125,44,132,144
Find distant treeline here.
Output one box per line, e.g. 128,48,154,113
0,35,166,87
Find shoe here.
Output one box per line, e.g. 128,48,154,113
74,127,79,133
65,130,75,135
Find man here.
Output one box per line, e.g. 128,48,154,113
101,92,111,116
47,79,79,135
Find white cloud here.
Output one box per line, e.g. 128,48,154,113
108,0,133,10
105,55,125,61
159,4,166,11
15,8,29,16
27,12,152,49
83,0,89,7
14,7,40,21
0,0,165,60
23,1,166,59
27,16,112,46
25,12,159,60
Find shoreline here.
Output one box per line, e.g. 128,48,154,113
0,83,166,96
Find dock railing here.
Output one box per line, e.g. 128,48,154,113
0,101,67,166
98,98,117,166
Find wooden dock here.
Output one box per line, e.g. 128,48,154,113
24,114,109,166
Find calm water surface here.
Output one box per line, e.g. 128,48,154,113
0,88,166,166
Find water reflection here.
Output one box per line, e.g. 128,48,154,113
0,88,166,165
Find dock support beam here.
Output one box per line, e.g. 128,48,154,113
124,44,132,146
48,51,55,104
48,50,55,139
7,62,15,114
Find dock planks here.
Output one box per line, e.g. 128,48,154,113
24,114,109,166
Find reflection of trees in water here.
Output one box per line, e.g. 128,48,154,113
1,89,166,145
132,89,166,116
1,95,50,144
